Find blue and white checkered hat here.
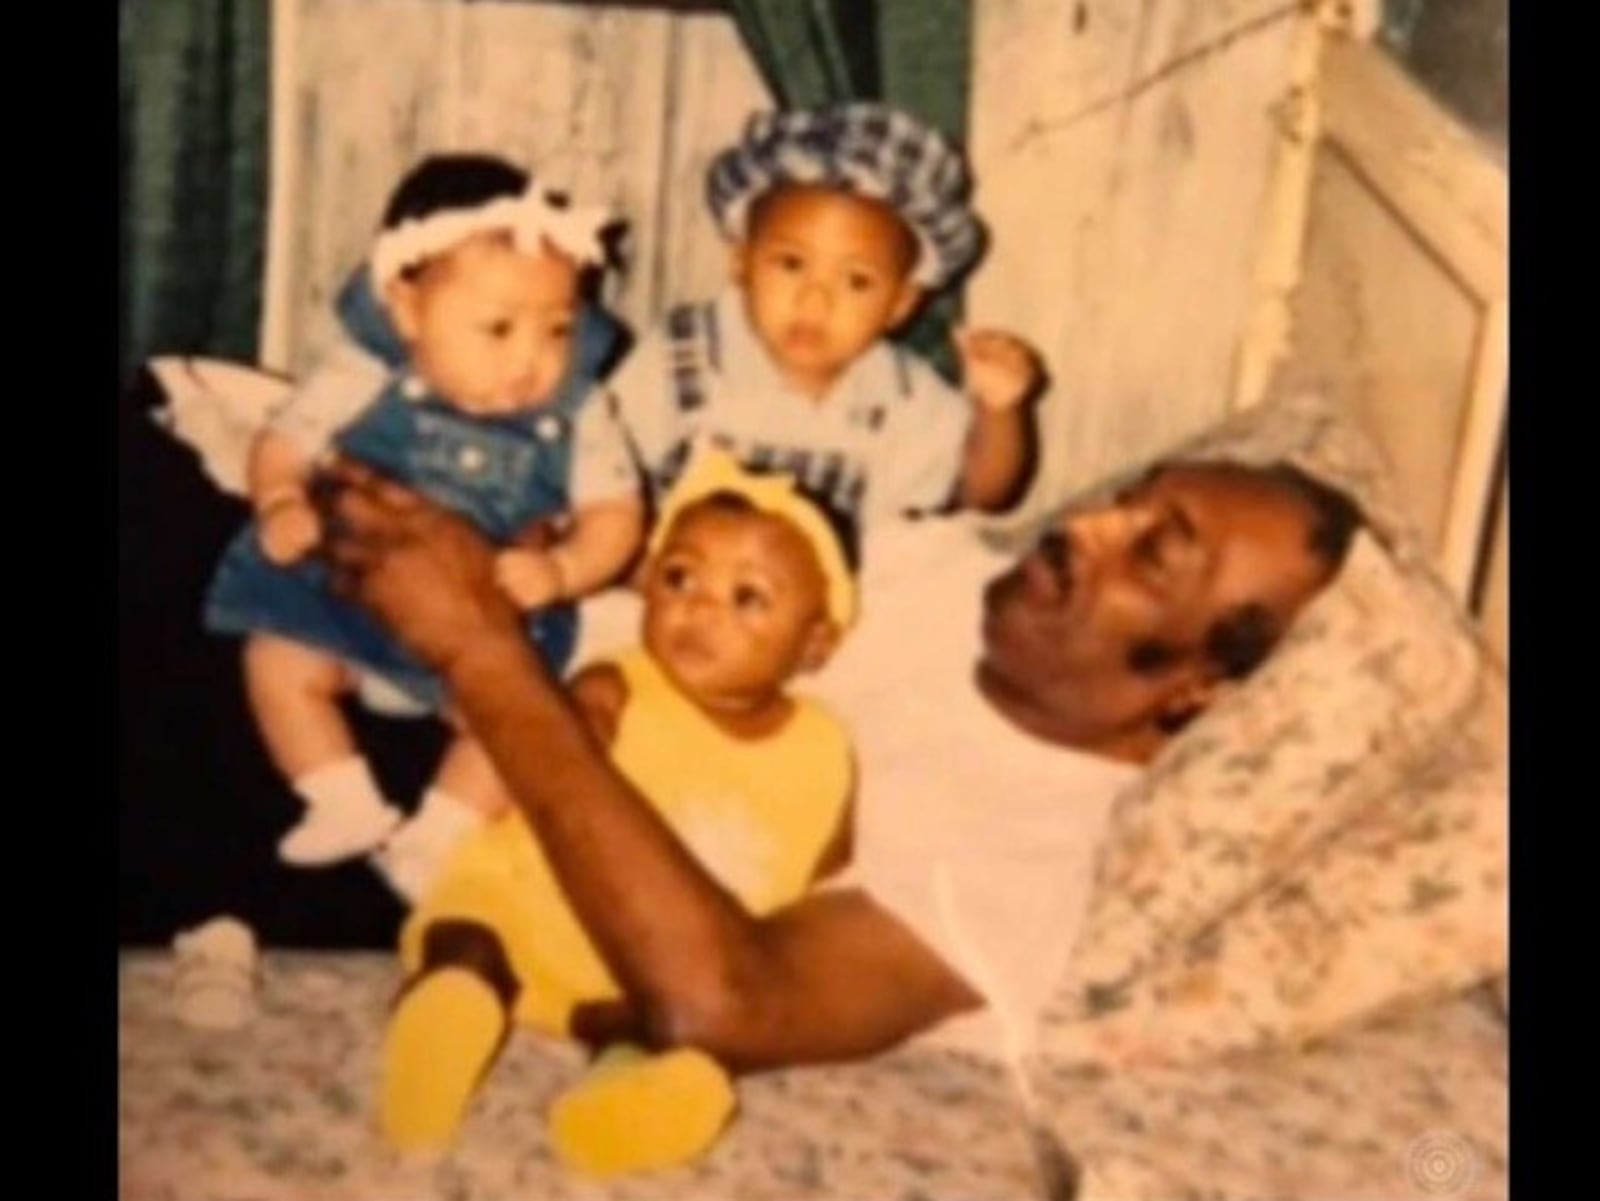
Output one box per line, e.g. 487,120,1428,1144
706,101,985,289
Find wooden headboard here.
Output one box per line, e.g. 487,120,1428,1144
1233,22,1507,665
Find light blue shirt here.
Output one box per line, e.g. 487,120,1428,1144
608,288,972,523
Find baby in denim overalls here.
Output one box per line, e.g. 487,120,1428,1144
204,154,644,901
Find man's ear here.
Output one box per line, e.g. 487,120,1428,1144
796,619,843,674
382,276,424,343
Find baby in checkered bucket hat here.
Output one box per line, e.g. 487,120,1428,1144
608,100,1042,530
709,103,983,291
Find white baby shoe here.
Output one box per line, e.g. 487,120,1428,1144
278,799,402,866
172,915,259,1030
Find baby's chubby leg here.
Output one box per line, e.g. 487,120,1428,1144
373,733,504,904
243,632,359,774
381,918,517,1152
243,633,400,865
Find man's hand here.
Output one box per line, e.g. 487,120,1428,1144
314,456,524,673
953,328,1043,413
257,497,322,565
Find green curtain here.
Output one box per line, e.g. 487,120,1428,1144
723,0,973,377
722,0,868,110
119,0,270,379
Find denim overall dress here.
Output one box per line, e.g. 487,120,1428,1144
203,268,625,710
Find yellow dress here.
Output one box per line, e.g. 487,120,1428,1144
399,648,853,1034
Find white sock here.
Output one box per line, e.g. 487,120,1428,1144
279,758,400,866
294,757,391,818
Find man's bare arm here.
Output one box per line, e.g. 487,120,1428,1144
707,886,983,1069
319,461,981,1070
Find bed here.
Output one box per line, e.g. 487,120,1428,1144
119,385,1509,1201
119,952,1506,1201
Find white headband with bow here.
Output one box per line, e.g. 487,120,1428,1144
369,182,612,288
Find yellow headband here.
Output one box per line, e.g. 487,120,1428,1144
647,448,858,629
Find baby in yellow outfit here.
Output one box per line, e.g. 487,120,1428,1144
380,448,857,1172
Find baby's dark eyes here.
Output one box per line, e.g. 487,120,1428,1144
732,584,770,612
661,563,693,591
483,320,512,338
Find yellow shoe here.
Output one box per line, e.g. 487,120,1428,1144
547,1044,737,1177
378,968,505,1152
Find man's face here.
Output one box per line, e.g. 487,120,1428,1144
977,463,1337,762
733,185,922,397
644,502,839,715
385,232,580,415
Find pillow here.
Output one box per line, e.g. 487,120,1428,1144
1037,667,1506,1069
1039,388,1499,1030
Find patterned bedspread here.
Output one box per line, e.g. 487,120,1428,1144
118,950,1506,1201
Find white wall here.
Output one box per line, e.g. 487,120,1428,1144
968,0,1303,514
